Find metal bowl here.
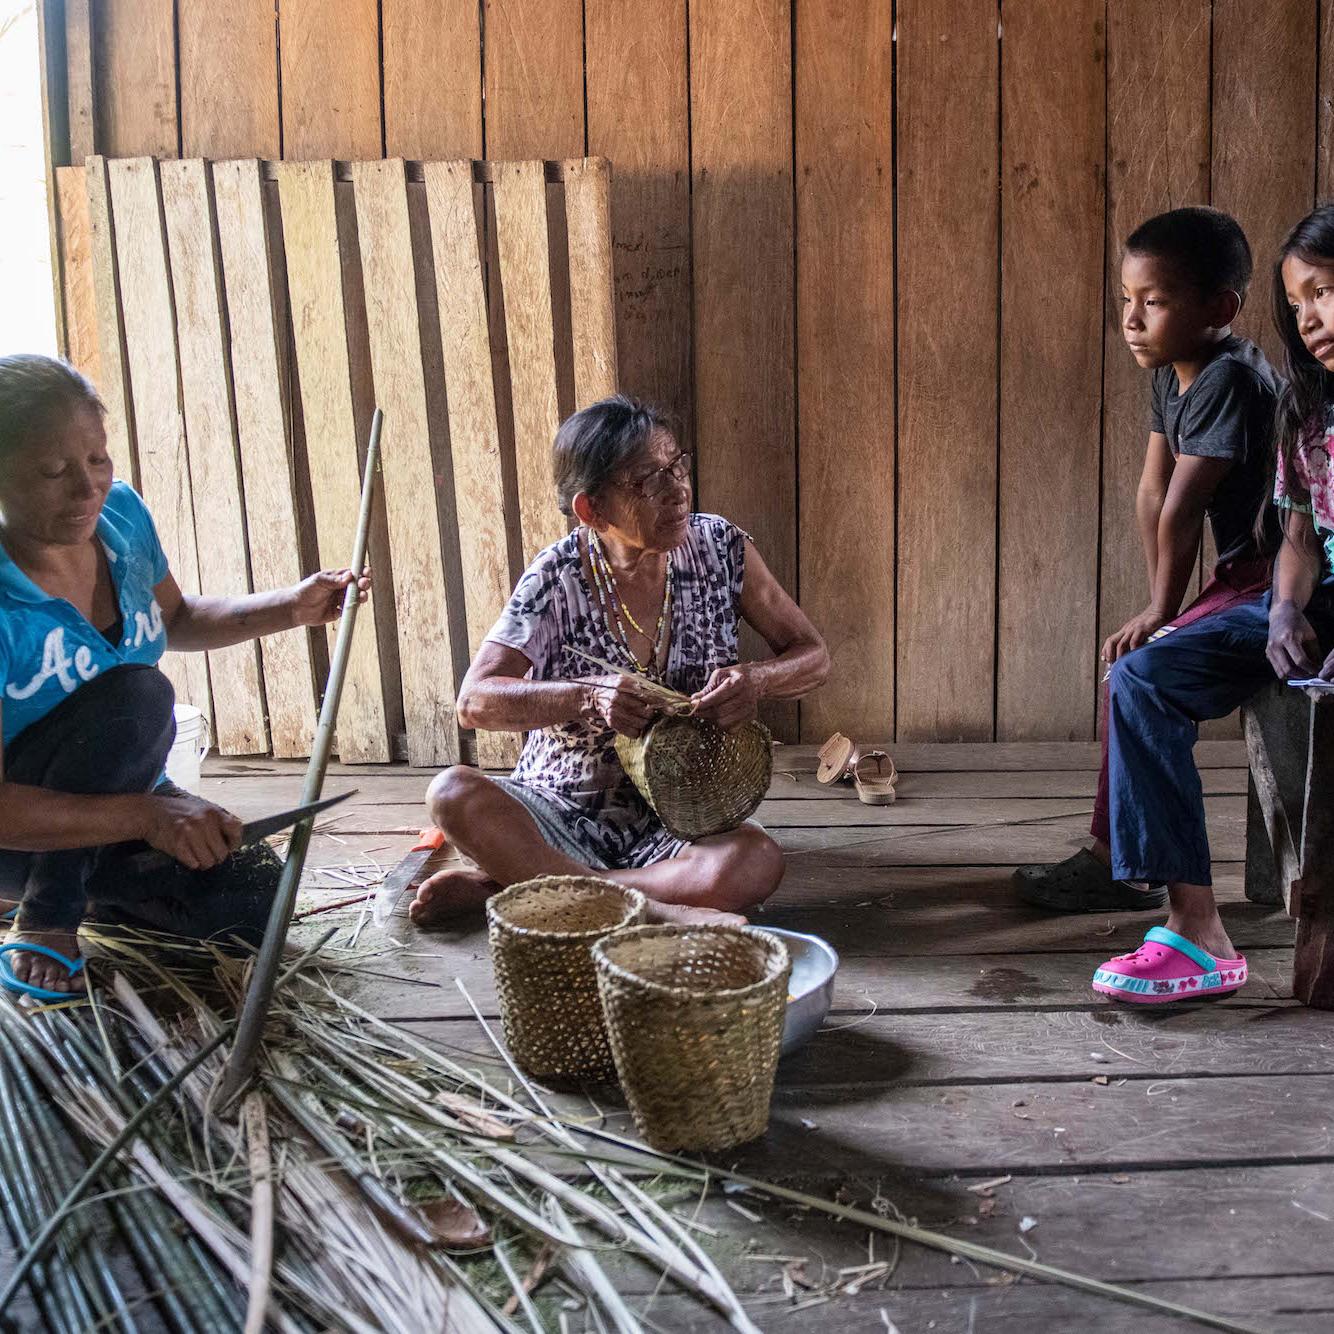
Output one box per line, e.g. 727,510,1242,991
755,927,840,1056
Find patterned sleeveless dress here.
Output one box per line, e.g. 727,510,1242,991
484,513,748,868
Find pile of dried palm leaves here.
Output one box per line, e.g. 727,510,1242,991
0,926,1259,1334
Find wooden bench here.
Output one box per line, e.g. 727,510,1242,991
1243,682,1334,1007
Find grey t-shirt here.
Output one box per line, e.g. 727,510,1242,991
1149,334,1281,563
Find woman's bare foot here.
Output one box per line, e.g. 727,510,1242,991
408,867,499,927
643,899,748,929
3,924,85,994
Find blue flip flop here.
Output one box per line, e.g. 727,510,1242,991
0,942,86,1002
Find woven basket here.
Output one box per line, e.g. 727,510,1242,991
487,876,646,1080
615,716,773,841
593,925,791,1151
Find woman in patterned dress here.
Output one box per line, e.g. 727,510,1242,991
410,395,829,927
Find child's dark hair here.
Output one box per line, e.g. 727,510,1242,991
552,394,675,516
1125,206,1253,300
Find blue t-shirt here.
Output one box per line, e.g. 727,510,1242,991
0,481,171,748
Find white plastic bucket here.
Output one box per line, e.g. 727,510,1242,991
165,704,211,794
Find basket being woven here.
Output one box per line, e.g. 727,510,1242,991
593,925,791,1151
615,716,773,841
487,876,646,1080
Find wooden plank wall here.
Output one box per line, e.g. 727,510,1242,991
43,0,1333,747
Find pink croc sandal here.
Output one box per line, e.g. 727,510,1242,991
1092,926,1247,1004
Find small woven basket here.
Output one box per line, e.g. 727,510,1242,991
487,876,646,1080
593,925,791,1151
615,716,773,841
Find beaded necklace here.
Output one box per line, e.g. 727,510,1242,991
586,529,673,679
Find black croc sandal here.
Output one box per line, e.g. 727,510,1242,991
1013,848,1168,913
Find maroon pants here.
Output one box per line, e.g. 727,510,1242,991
1090,557,1271,844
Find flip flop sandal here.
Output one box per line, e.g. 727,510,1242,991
853,751,897,805
816,732,856,785
0,942,87,1003
1092,926,1246,1004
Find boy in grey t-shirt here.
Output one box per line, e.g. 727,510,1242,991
1016,207,1280,914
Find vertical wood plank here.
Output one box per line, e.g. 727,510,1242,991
279,0,381,160
107,157,212,721
382,0,482,158
563,158,618,407
353,160,462,766
424,161,518,769
1212,0,1316,367
483,0,585,159
84,157,136,488
896,0,998,742
94,1,176,157
178,0,280,158
160,160,268,754
1320,0,1334,199
585,0,691,431
796,0,894,743
690,0,796,740
1098,1,1211,655
64,0,95,161
55,166,100,383
493,160,566,560
277,161,391,763
213,160,319,758
997,0,1105,740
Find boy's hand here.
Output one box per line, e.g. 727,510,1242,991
1101,608,1169,664
1267,599,1320,678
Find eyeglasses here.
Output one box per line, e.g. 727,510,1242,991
617,451,692,501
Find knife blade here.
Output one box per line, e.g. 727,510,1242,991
126,790,356,875
373,827,448,927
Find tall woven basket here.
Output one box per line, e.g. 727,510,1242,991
487,876,646,1080
592,925,791,1151
615,716,773,841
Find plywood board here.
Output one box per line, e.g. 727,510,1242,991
352,159,461,765
896,0,999,741
160,159,268,754
212,159,319,758
796,0,894,743
107,157,212,721
277,160,390,763
278,0,381,159
94,0,176,157
563,157,618,407
54,166,100,384
63,0,95,162
381,0,482,158
492,160,566,560
482,0,584,159
178,0,280,158
997,0,1105,740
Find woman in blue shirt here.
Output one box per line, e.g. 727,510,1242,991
0,354,369,999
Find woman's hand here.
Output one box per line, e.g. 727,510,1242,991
583,675,660,739
290,568,373,628
1267,599,1320,679
690,666,760,729
1320,646,1334,682
136,792,243,870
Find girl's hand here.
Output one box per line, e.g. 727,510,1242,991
290,569,373,627
1101,607,1168,663
583,676,659,739
1267,599,1320,678
690,667,760,729
136,793,243,870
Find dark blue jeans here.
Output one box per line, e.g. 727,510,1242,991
0,664,277,943
1107,586,1334,886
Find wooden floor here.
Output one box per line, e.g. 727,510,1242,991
201,740,1334,1333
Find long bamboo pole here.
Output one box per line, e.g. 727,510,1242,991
215,408,383,1111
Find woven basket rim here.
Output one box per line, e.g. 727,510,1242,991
591,923,790,1002
487,875,646,942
